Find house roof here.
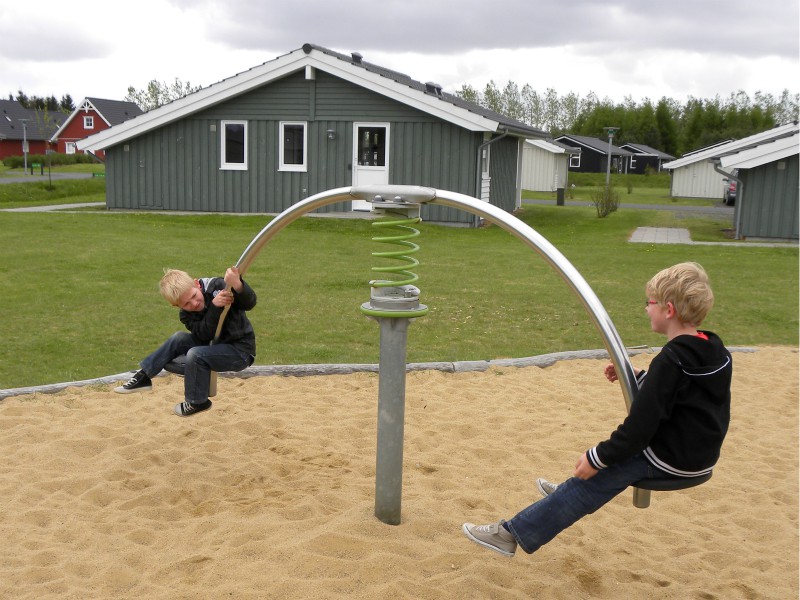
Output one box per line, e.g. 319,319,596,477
79,43,547,152
663,122,799,170
0,99,66,142
525,138,581,154
619,143,674,160
554,134,632,156
720,130,799,169
51,98,143,142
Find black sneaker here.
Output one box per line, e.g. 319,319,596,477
114,370,152,394
174,400,212,417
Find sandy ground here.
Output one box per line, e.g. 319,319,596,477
1,346,797,599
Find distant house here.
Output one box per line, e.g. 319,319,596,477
662,123,798,200
553,134,633,175
521,139,580,192
0,100,65,160
618,143,674,174
78,43,548,225
718,123,799,240
51,98,143,160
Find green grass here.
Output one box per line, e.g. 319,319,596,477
0,178,107,208
1,205,796,390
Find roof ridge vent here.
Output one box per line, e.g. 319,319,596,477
351,52,363,64
425,81,443,97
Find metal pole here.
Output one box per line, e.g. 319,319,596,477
373,317,411,525
603,127,619,187
20,119,29,175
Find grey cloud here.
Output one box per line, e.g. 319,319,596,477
170,0,798,60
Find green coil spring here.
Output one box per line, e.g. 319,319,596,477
369,216,422,287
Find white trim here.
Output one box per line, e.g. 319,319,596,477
720,134,799,169
220,120,248,170
77,47,505,152
278,121,307,172
663,122,799,170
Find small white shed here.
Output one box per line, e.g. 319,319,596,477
521,139,579,192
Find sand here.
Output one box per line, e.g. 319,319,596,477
0,346,797,599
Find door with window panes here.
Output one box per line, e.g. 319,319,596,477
352,123,389,211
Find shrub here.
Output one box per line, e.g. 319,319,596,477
590,184,620,218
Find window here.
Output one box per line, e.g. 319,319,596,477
569,154,581,168
65,142,76,154
221,120,247,170
83,116,94,129
279,122,307,171
357,126,386,167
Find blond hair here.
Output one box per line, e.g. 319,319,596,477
159,269,195,306
646,262,714,326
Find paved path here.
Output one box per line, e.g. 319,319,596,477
628,226,796,248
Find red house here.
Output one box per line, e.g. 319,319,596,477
0,100,64,160
51,98,143,160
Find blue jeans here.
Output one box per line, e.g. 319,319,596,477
139,332,252,405
505,453,669,554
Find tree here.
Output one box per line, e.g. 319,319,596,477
125,78,201,111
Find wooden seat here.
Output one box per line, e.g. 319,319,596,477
634,472,712,492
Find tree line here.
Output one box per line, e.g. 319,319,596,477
456,82,799,157
8,91,75,113
9,79,798,159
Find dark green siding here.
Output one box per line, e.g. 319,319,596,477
489,137,521,213
105,70,515,225
739,154,799,239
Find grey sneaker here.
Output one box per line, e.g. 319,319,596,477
174,400,212,417
536,478,558,497
114,370,152,394
462,521,517,557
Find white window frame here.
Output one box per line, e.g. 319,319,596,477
279,121,307,172
83,116,94,129
65,142,77,154
220,120,248,171
569,154,581,168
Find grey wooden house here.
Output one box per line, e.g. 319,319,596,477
79,44,547,225
719,123,798,240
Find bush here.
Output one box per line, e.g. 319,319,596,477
590,184,620,218
2,153,97,169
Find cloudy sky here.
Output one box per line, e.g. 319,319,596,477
1,0,797,106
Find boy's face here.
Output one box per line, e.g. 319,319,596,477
175,281,205,312
646,299,670,335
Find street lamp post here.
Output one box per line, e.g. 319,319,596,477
20,118,30,175
603,126,619,187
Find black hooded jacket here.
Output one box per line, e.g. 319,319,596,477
587,331,732,477
178,276,257,359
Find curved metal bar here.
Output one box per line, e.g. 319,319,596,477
424,188,638,410
208,184,647,506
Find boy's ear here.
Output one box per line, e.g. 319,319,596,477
194,279,201,289
665,301,676,318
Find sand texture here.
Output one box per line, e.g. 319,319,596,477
0,346,797,599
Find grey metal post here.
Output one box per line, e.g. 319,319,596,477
373,317,410,525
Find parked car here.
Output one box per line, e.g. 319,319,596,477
725,180,736,205
723,169,738,206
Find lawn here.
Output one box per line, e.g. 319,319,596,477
1,203,796,390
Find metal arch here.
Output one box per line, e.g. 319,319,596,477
211,184,648,507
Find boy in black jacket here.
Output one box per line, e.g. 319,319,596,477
114,266,257,417
463,262,732,557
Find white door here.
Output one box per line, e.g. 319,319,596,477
352,123,390,211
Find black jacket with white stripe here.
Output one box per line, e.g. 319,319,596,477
587,331,732,477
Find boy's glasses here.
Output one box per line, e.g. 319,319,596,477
644,300,659,307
